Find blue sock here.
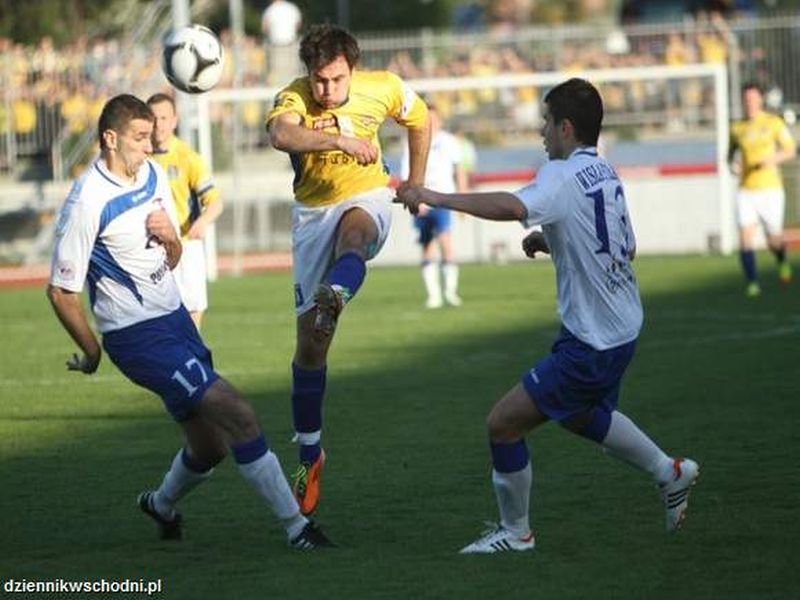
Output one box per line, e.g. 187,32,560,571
490,440,530,473
292,363,326,463
326,251,366,299
740,250,757,282
231,434,269,465
772,244,787,264
571,408,612,444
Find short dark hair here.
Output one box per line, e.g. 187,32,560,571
146,92,175,109
98,94,153,149
544,78,603,146
299,24,360,72
742,81,763,95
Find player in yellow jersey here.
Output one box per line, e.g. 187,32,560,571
728,83,796,297
147,93,224,327
266,24,431,516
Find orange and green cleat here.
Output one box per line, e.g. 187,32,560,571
291,449,326,516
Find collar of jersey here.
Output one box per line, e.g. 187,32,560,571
94,158,149,188
571,147,598,159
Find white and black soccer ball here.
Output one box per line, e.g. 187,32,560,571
162,25,224,94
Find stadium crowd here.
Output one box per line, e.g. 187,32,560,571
0,7,779,173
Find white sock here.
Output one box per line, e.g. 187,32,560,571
153,448,213,519
602,411,674,484
492,464,532,535
237,450,307,537
421,262,442,304
443,263,460,299
294,431,321,445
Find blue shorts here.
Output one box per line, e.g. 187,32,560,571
102,306,219,421
414,208,453,246
522,327,636,422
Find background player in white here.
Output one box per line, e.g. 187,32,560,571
47,94,331,550
396,78,699,554
401,102,468,308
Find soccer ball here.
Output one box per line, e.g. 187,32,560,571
162,25,224,94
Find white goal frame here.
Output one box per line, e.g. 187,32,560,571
196,62,733,275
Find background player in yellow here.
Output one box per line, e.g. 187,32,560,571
147,93,224,328
728,82,796,297
267,23,431,516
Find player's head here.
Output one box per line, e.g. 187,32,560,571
742,81,764,119
300,24,360,109
146,93,177,151
542,78,603,159
98,94,154,179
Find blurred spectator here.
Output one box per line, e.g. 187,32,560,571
664,32,697,130
13,95,36,136
261,0,303,85
453,1,486,30
486,0,518,33
696,15,728,65
61,84,90,135
499,47,539,129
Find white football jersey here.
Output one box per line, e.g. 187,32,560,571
401,129,462,193
50,158,182,333
516,147,643,350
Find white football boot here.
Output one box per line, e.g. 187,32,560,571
459,523,535,554
660,458,700,532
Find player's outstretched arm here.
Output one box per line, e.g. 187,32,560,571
46,285,101,374
396,183,527,222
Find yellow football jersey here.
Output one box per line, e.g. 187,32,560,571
730,111,796,190
150,137,220,238
267,70,428,207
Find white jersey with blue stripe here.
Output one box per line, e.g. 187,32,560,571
50,158,182,333
515,147,643,350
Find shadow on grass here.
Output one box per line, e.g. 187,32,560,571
1,255,797,599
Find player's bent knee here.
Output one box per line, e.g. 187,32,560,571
486,410,517,443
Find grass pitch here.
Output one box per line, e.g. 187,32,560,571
1,254,798,599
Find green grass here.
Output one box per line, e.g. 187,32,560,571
1,254,799,599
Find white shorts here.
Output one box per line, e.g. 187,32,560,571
173,239,208,313
292,187,393,315
736,188,785,235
